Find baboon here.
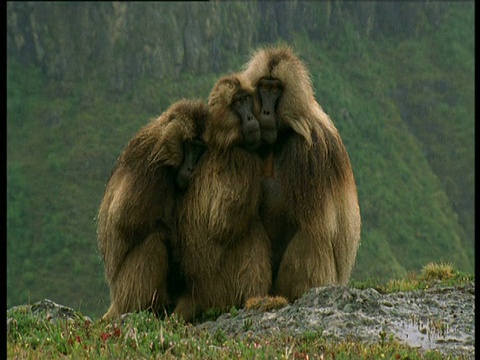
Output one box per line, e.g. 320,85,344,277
242,45,361,302
173,74,271,323
97,99,208,320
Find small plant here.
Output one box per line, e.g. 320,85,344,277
244,296,289,311
385,278,420,293
229,306,239,317
302,329,322,343
243,318,253,331
428,318,449,338
420,262,454,281
213,328,227,344
379,330,387,347
200,307,227,322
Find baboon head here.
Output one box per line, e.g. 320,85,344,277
243,46,316,144
206,74,261,151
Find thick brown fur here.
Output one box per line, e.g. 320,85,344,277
173,74,271,323
242,46,361,301
97,99,208,320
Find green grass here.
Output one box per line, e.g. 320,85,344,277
6,319,455,359
8,263,472,359
352,262,474,294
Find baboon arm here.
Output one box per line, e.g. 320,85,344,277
202,151,262,242
147,120,186,168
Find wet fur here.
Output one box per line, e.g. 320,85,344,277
242,46,361,301
97,99,208,320
173,75,271,322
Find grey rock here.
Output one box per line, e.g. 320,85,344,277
196,284,475,358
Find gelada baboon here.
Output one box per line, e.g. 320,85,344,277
173,74,271,322
97,99,208,320
242,45,361,302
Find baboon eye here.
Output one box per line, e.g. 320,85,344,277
233,95,249,108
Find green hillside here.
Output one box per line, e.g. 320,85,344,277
7,3,474,319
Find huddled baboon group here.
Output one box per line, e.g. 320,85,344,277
97,45,361,322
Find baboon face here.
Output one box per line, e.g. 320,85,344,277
243,47,315,143
176,140,206,191
208,75,261,151
231,89,261,150
257,77,283,145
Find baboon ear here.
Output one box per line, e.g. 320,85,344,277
148,120,185,168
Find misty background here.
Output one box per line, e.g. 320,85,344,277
7,2,474,318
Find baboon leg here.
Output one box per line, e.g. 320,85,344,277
173,222,270,322
229,220,271,304
274,229,337,302
172,294,200,324
102,232,169,320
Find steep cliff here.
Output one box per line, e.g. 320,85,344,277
8,2,453,86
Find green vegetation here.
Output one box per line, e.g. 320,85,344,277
5,314,455,359
7,3,474,319
352,262,474,294
7,264,473,359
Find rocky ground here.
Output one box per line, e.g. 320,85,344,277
196,283,475,358
7,282,475,358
